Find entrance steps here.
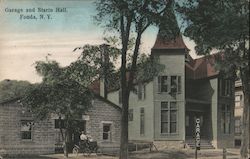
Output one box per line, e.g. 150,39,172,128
185,139,215,149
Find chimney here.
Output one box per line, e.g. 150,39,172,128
100,44,109,99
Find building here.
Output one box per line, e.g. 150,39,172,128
0,34,236,155
95,34,235,149
0,95,121,155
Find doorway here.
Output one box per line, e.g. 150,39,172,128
185,111,207,139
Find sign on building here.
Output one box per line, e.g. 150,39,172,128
195,118,201,150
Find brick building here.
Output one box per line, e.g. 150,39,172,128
0,95,121,155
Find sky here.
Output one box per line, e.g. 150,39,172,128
0,0,198,83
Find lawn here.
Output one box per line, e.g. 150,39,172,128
1,149,243,159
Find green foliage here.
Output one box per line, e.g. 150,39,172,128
135,54,165,83
74,43,164,90
0,79,32,102
177,0,249,54
95,0,180,38
177,0,249,76
22,60,94,121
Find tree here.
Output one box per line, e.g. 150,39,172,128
22,60,95,157
0,79,32,102
95,1,179,158
177,0,249,158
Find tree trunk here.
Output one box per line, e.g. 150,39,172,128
119,13,132,159
240,68,250,159
63,129,69,158
119,94,129,159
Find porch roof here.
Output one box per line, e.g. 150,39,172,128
186,98,211,105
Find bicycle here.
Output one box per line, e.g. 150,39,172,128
72,140,98,156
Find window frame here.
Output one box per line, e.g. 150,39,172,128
138,83,146,100
20,120,33,140
234,117,241,135
102,122,112,142
160,101,178,134
221,104,231,134
140,107,145,135
158,75,181,94
235,94,243,108
220,79,232,97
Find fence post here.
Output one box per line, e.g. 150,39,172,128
223,148,227,159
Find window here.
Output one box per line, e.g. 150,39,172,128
235,95,242,107
177,76,181,93
158,76,181,94
161,102,177,134
21,120,33,140
103,123,111,141
221,104,231,134
170,76,177,93
220,79,232,96
129,109,133,121
138,83,146,100
235,118,241,135
158,76,168,92
55,119,65,129
140,108,145,135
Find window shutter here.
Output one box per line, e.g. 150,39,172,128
177,76,181,93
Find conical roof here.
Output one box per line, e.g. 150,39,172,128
152,34,188,50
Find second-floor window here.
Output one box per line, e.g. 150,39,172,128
138,83,146,100
235,94,243,107
158,76,181,94
220,79,232,97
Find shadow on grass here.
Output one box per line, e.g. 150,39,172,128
129,149,239,159
3,154,58,159
129,150,192,159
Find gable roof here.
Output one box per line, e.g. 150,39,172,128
0,97,21,105
185,54,220,79
94,94,121,110
0,93,121,111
